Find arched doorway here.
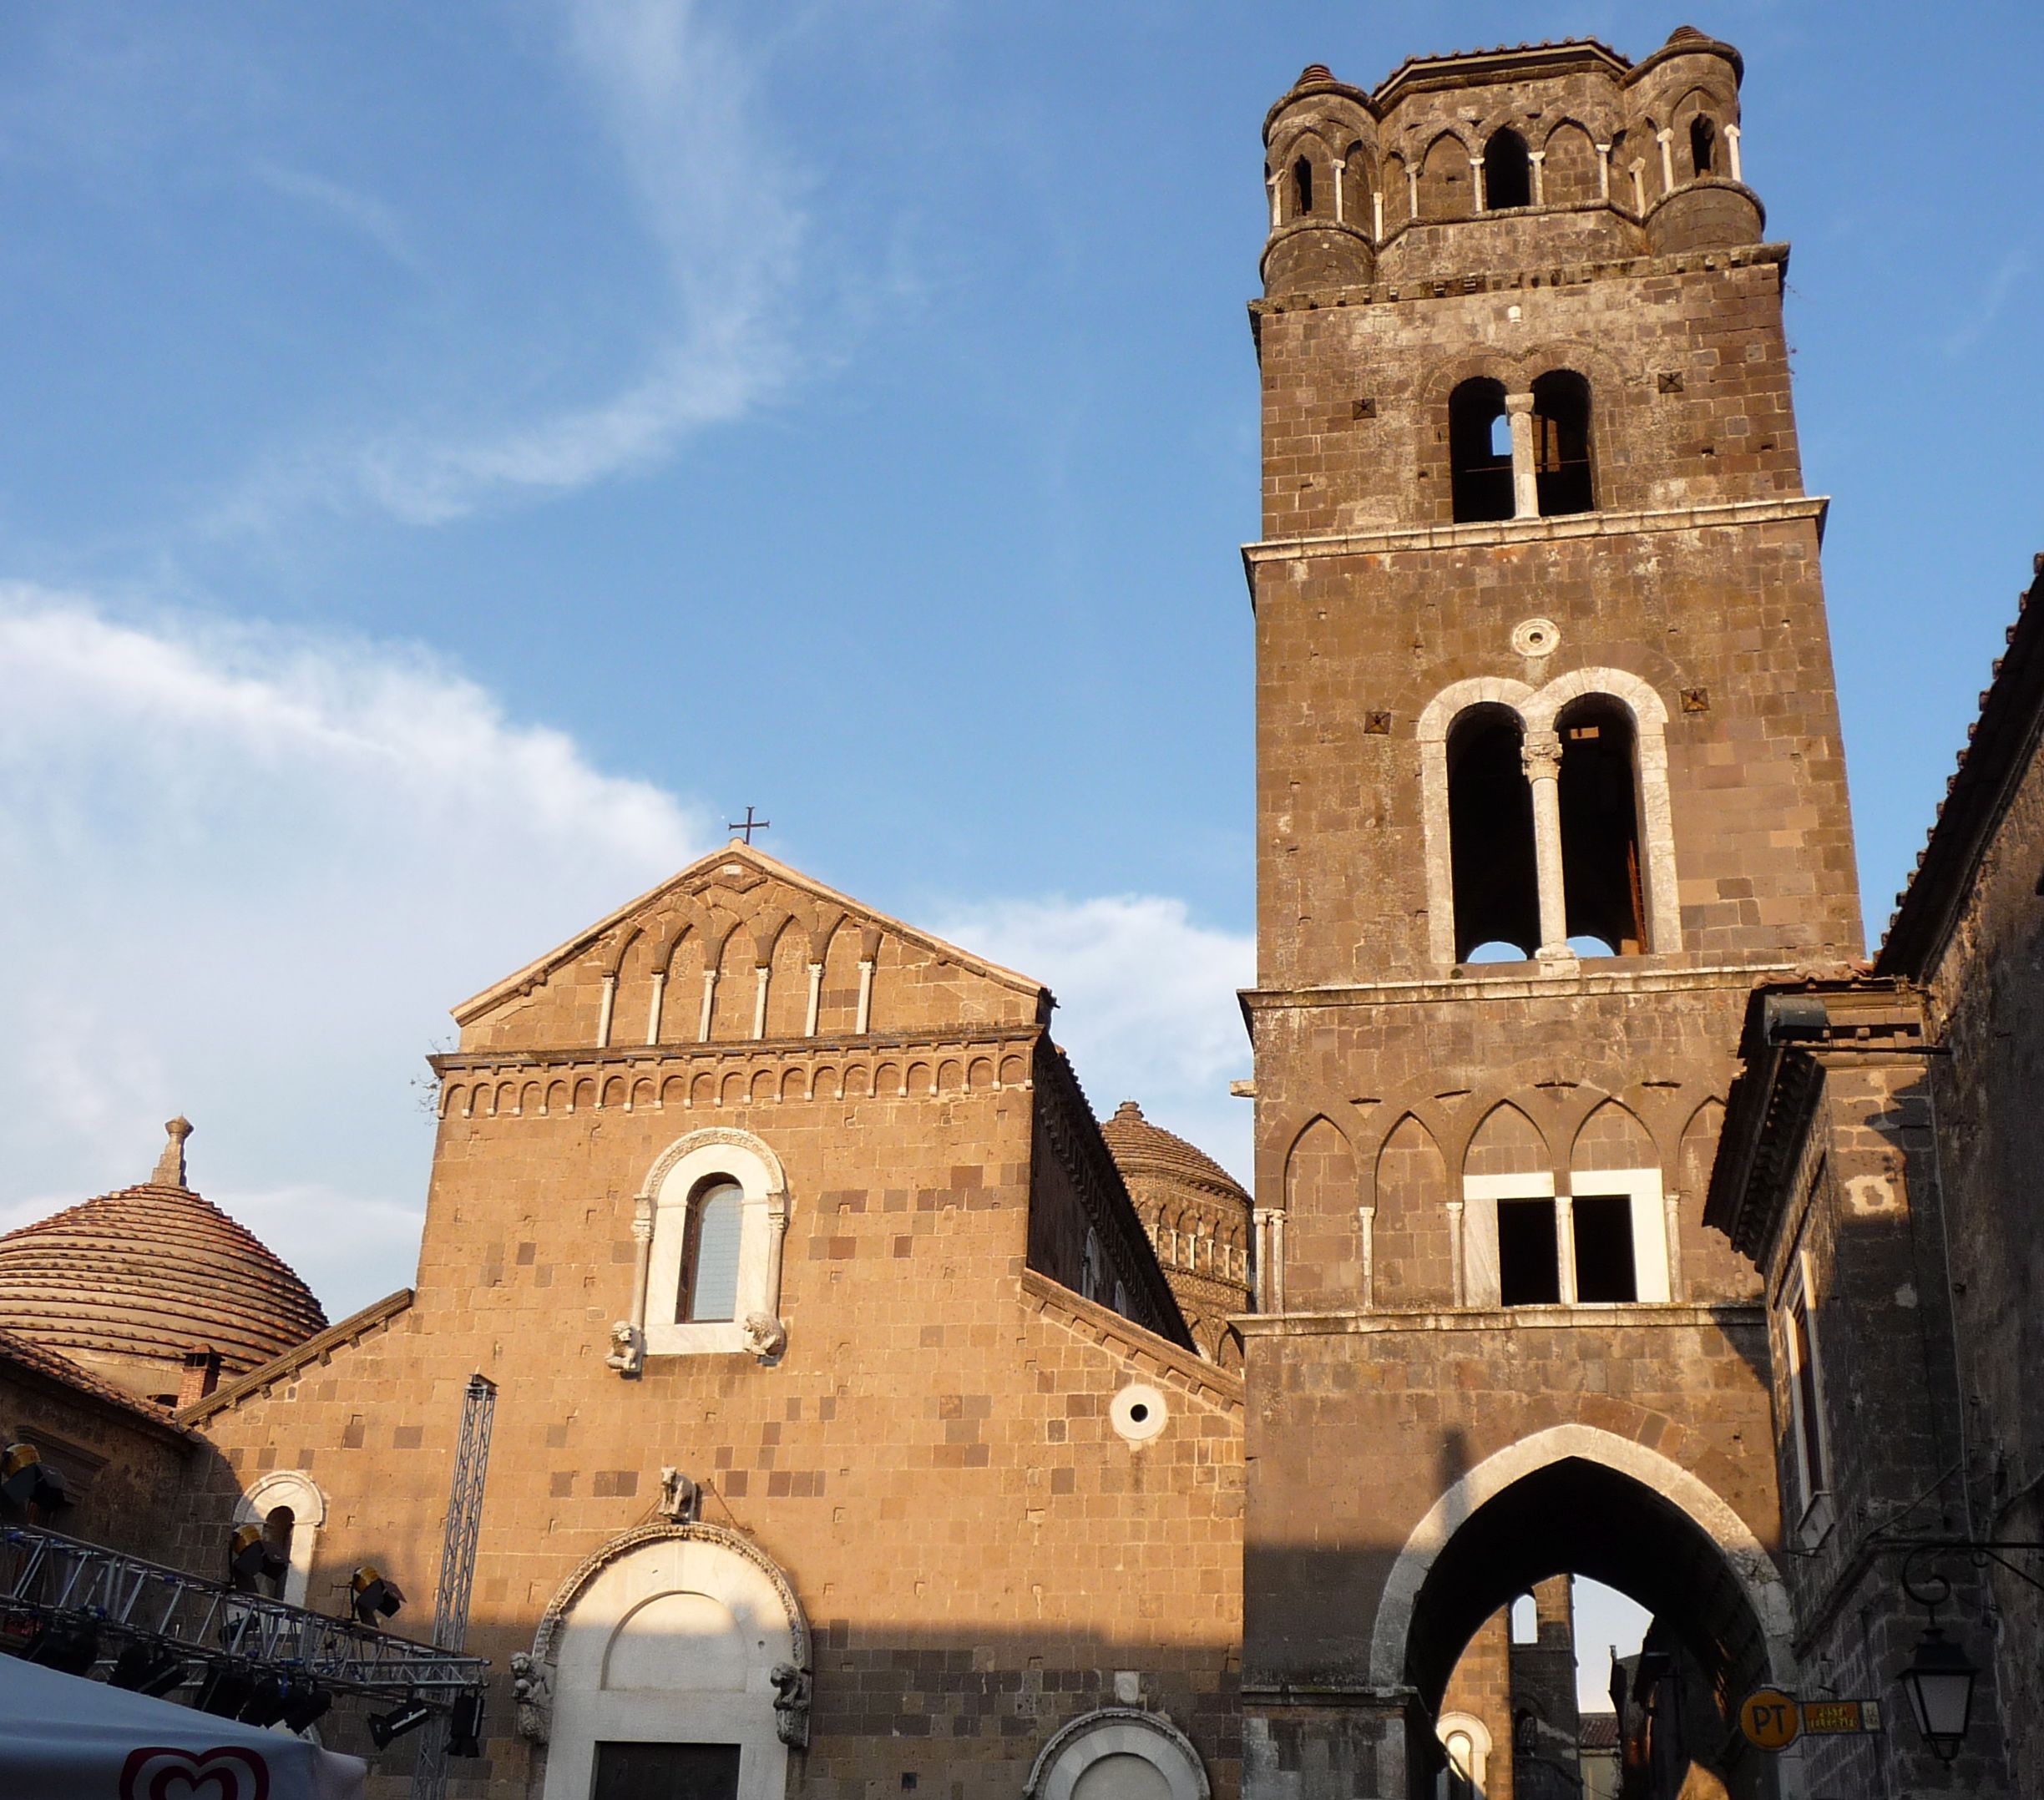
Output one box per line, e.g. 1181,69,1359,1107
1373,1428,1794,1800
521,1524,812,1800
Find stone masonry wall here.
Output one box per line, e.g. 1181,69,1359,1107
160,1062,1244,1800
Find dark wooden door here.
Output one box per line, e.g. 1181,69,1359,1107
590,1742,742,1800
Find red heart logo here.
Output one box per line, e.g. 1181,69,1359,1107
119,1746,271,1800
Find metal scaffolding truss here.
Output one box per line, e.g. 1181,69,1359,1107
0,1524,488,1704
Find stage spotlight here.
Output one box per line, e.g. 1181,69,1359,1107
239,1673,292,1728
109,1642,188,1696
347,1565,404,1626
195,1666,256,1718
281,1681,333,1732
367,1697,433,1749
2,1442,71,1514
27,1619,99,1676
448,1689,484,1757
227,1523,286,1593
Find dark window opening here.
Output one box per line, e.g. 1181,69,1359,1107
1791,1298,1826,1495
1498,1198,1561,1305
1449,377,1514,523
1571,1195,1637,1302
1448,706,1539,960
1690,115,1717,178
1484,128,1532,210
1558,698,1646,955
1293,155,1314,217
593,1742,742,1800
1531,369,1594,515
262,1505,295,1600
679,1179,743,1323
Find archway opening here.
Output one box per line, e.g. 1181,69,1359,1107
1446,705,1538,961
1530,370,1594,516
1405,1457,1779,1800
1557,696,1645,955
1292,155,1315,217
1448,378,1514,523
1690,115,1718,179
1483,129,1531,210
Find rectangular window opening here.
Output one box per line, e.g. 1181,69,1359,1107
1497,1197,1561,1306
1571,1194,1637,1303
1791,1297,1826,1495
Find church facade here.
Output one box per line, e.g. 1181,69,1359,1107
4,25,2039,1800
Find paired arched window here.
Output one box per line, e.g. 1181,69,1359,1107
1448,371,1595,522
1423,673,1679,969
677,1178,743,1323
1483,128,1531,210
1446,705,1539,960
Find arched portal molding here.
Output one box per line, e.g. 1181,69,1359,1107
1366,1423,1795,1691
638,1126,787,1206
1024,1706,1210,1800
519,1520,811,1747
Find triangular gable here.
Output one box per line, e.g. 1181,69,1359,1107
452,842,1048,1039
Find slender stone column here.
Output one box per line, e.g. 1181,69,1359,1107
751,965,771,1039
1664,1191,1687,1301
644,970,665,1045
1446,1199,1466,1306
803,962,823,1036
595,973,616,1049
1656,129,1676,195
1522,730,1571,959
1358,1206,1377,1310
1406,165,1419,217
697,969,717,1041
854,958,875,1034
1372,189,1383,238
1556,1188,1578,1304
1725,123,1743,183
1528,149,1546,206
1333,158,1346,223
1505,390,1539,519
1596,142,1611,200
1469,156,1485,212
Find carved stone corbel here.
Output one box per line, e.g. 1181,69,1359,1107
510,1650,551,1742
771,1661,813,1748
742,1312,787,1362
605,1319,644,1377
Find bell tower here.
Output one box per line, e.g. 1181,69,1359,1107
1237,30,1857,1799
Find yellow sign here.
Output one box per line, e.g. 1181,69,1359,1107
1801,1699,1882,1735
1739,1688,1802,1750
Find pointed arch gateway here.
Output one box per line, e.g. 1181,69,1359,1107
1368,1426,1795,1780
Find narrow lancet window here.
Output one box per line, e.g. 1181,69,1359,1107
679,1179,743,1322
1531,370,1594,516
1449,377,1514,523
1557,697,1645,954
1483,128,1531,210
1292,155,1314,217
1447,705,1539,960
1690,115,1717,178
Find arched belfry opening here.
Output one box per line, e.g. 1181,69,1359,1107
1531,370,1594,515
1557,696,1645,954
1448,377,1514,523
1690,114,1718,178
1292,154,1315,217
1398,1454,1784,1800
1484,128,1531,210
1446,705,1538,961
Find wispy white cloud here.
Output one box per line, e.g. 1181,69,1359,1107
221,0,807,528
1944,246,2030,359
932,893,1254,1183
252,161,423,272
0,585,710,1315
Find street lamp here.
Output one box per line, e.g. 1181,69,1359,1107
1900,1624,1978,1762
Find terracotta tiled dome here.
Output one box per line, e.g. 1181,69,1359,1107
1100,1101,1250,1205
0,1123,326,1388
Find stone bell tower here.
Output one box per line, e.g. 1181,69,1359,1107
1235,30,1860,1800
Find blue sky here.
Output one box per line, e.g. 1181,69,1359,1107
1,0,2039,1342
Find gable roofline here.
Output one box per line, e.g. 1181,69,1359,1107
449,842,1051,1026
178,1288,414,1427
0,1327,197,1444
1875,555,2044,979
